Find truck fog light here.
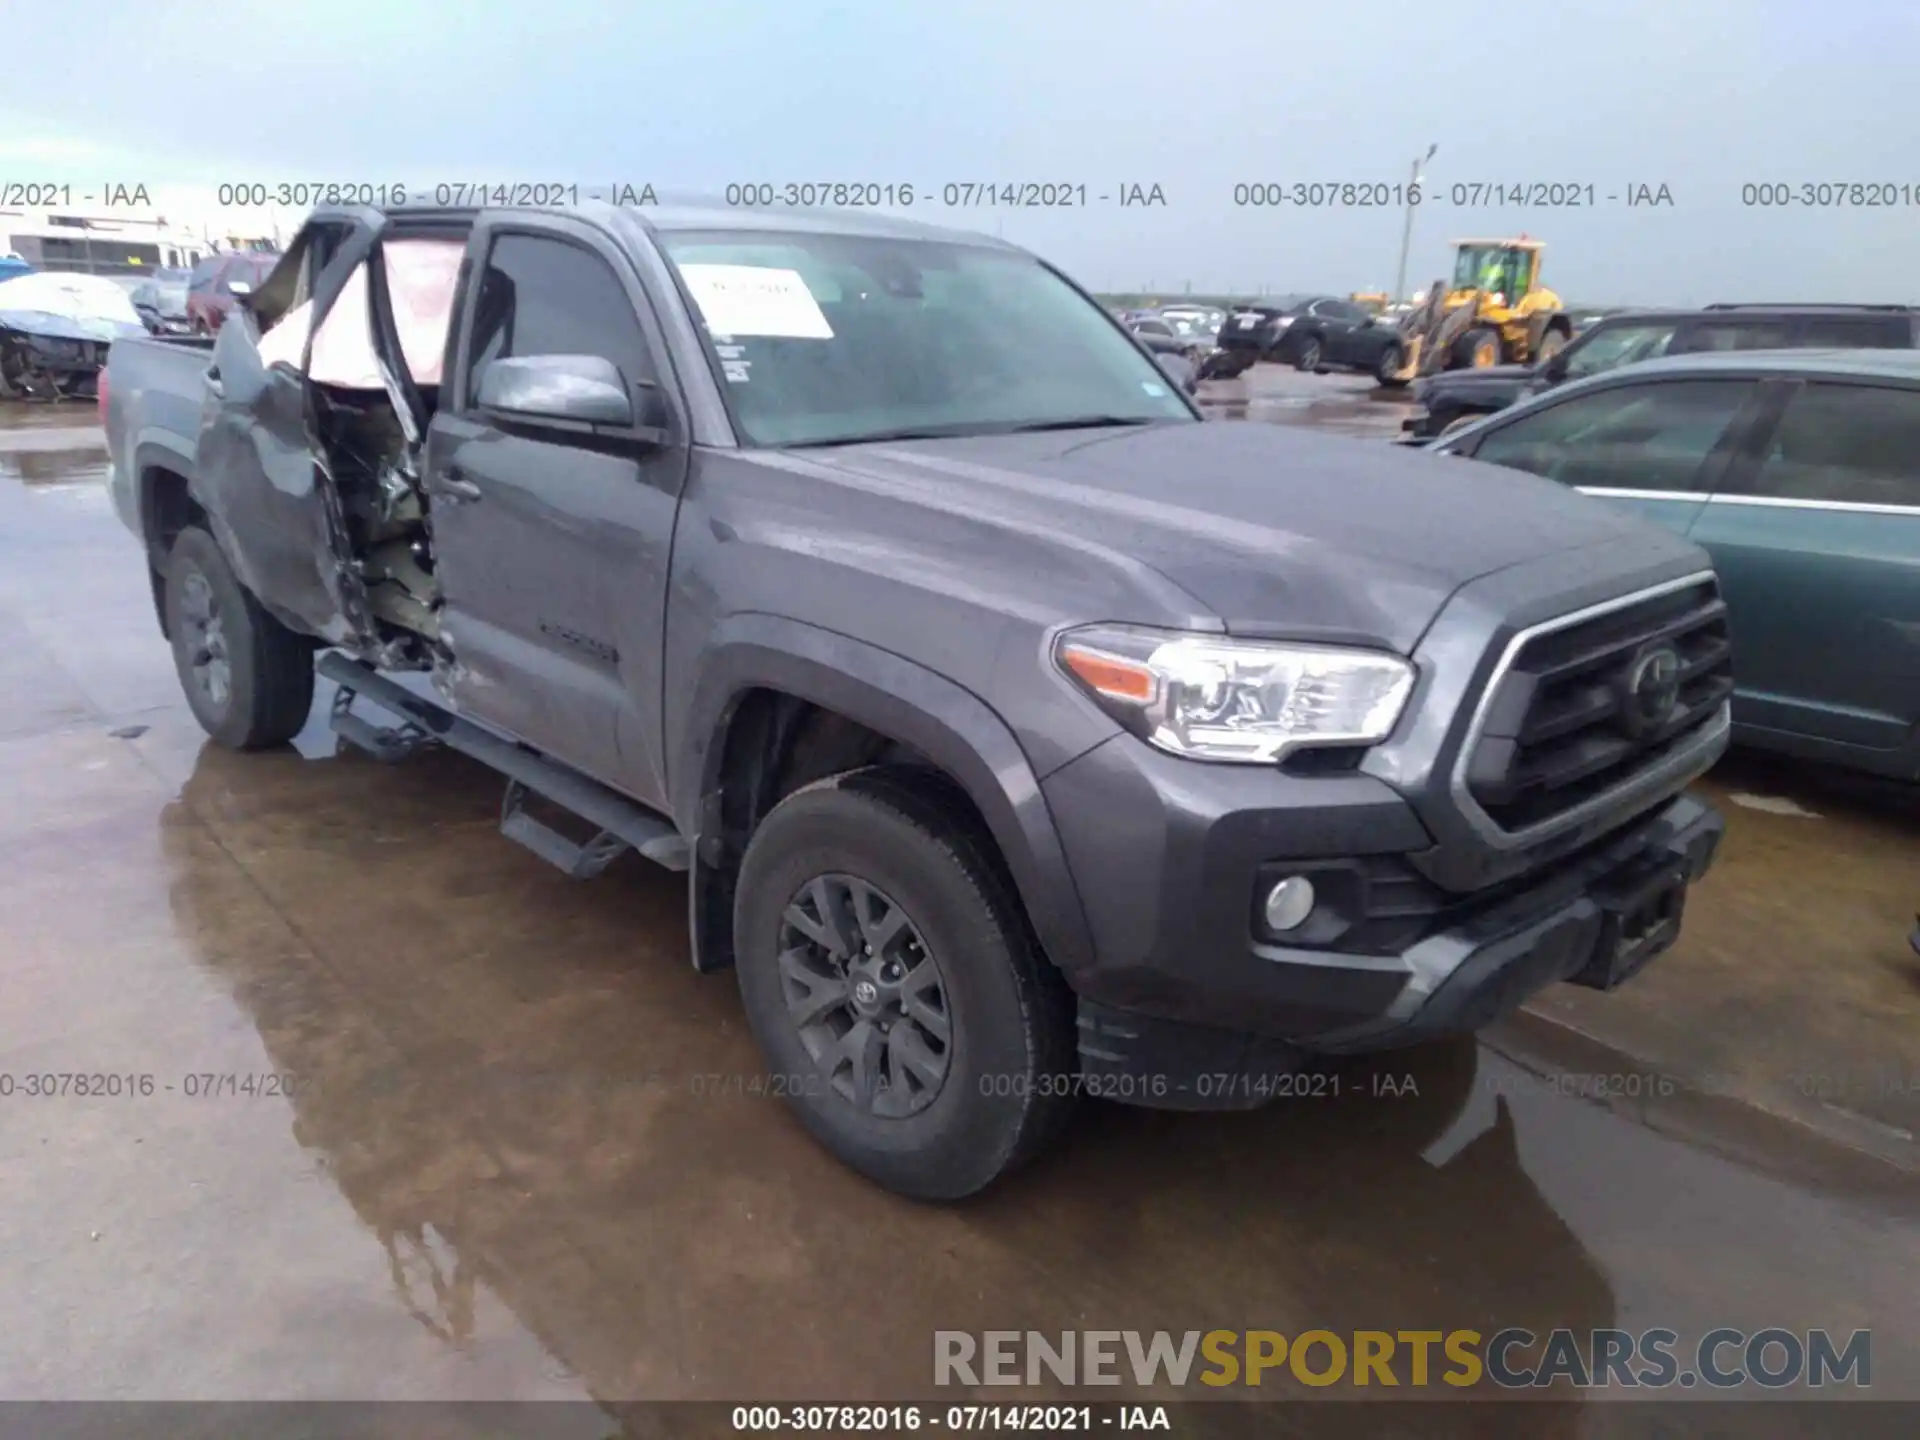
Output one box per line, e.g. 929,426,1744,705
1263,876,1316,932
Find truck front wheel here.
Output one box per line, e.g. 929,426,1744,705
732,769,1077,1199
165,526,315,750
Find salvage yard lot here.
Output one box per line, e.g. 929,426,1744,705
1,369,1915,1414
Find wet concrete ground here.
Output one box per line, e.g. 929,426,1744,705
1,379,1915,1423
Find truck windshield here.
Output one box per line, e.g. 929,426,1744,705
658,230,1197,447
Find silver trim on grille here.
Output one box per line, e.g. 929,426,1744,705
1449,570,1730,850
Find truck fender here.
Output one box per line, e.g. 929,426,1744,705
130,432,212,636
675,613,1096,977
131,431,200,566
1526,310,1569,351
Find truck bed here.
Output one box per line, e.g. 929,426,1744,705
102,333,217,550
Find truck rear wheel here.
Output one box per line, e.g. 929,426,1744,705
732,769,1077,1199
165,526,315,750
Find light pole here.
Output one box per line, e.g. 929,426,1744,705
1394,143,1437,303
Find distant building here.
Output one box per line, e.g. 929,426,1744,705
0,206,208,275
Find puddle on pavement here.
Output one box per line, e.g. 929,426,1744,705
0,446,110,487
0,398,100,433
1195,373,1414,440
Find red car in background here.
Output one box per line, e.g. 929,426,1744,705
184,251,279,335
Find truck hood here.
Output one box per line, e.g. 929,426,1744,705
804,420,1662,653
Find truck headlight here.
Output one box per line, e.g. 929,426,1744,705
1054,625,1415,764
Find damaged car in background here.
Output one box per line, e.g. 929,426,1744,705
129,268,196,336
0,270,147,398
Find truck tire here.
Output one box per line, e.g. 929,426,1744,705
164,526,315,750
732,768,1077,1199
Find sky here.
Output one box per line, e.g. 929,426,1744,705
3,0,1917,304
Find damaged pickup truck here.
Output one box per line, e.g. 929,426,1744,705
105,201,1732,1198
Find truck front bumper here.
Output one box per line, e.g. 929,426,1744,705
1040,736,1724,1110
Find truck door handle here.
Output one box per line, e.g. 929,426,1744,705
438,469,483,502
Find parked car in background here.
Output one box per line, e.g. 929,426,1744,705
1213,294,1407,382
1211,297,1304,378
1155,311,1234,380
1126,314,1211,367
1404,303,1920,438
1158,305,1224,337
1431,348,1920,780
0,270,147,399
130,268,194,335
185,251,280,335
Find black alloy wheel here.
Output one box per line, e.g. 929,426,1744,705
778,872,952,1118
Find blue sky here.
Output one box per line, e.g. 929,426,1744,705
4,0,1917,302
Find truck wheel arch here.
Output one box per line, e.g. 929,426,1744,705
134,444,203,636
135,440,317,646
675,615,1097,981
135,442,201,560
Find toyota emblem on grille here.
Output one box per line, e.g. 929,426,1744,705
1618,644,1683,737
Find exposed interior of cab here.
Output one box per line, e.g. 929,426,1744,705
251,226,471,653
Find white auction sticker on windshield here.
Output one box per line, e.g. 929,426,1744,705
678,264,833,338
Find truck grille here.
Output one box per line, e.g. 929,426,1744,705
1463,576,1732,834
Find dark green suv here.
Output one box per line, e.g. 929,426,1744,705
1433,347,1920,780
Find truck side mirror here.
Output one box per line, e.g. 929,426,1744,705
477,354,636,427
1539,352,1569,383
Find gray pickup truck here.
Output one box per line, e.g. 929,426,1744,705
103,200,1731,1198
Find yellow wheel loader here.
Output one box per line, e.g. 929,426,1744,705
1379,238,1572,387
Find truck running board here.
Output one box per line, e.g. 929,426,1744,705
317,652,690,877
